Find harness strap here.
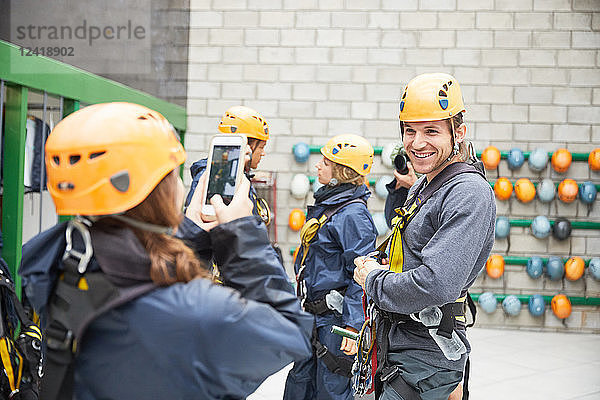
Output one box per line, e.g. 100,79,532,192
41,221,156,400
311,325,353,378
380,365,422,400
296,198,367,296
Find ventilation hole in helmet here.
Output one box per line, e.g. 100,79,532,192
52,156,60,165
448,81,453,86
402,90,407,99
400,101,405,111
363,164,368,170
89,151,106,160
138,116,147,120
350,144,356,148
69,155,81,165
443,84,448,91
264,127,269,134
439,99,449,110
438,90,447,97
230,126,237,133
332,148,339,155
110,171,130,193
57,181,75,191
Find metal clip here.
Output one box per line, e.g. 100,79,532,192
380,365,400,383
63,217,93,274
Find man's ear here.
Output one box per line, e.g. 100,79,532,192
455,123,467,143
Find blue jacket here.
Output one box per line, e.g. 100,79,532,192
294,184,377,331
20,217,313,399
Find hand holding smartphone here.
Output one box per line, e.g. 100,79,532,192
201,135,248,221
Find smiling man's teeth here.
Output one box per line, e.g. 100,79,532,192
414,152,434,159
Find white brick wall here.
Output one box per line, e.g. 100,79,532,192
185,1,600,332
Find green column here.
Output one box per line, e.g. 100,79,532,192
57,99,80,223
2,85,28,297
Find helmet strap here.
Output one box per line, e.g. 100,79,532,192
111,214,174,235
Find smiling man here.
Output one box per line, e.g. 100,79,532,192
353,73,496,400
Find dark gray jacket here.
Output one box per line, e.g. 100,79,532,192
366,170,496,370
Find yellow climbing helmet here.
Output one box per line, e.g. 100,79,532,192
218,106,269,141
399,73,465,122
320,134,374,176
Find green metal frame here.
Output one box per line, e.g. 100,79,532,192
470,292,600,306
489,179,600,192
0,40,187,294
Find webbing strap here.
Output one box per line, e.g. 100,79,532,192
311,325,353,378
297,198,366,279
41,222,156,400
382,162,486,274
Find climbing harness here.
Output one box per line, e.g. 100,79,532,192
41,217,156,400
0,256,43,400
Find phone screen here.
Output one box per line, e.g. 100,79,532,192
206,145,242,205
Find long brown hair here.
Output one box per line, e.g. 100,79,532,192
120,170,208,285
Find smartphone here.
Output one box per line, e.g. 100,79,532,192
201,134,248,218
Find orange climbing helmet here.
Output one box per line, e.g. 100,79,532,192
551,294,572,319
481,146,501,170
514,178,536,203
558,179,579,203
564,256,585,281
320,134,374,176
551,148,572,173
399,73,465,122
288,208,306,232
218,106,270,142
486,254,505,279
589,148,600,171
46,102,186,216
494,177,513,201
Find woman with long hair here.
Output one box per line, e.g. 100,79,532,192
19,102,312,400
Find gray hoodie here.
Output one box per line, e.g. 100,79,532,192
365,170,496,371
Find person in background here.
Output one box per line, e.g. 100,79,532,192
284,134,378,400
